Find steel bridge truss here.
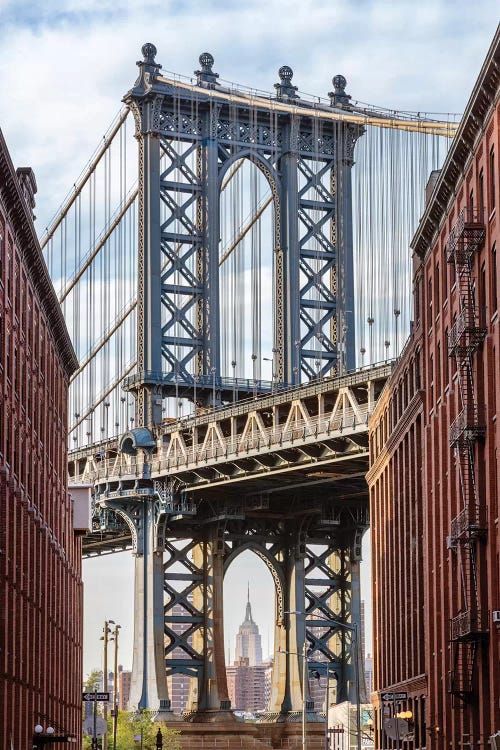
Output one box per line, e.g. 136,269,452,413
124,45,362,428
74,365,388,718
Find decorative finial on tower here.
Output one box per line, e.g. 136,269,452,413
133,42,162,92
142,42,158,65
274,65,299,100
247,582,250,603
195,53,219,87
329,75,351,108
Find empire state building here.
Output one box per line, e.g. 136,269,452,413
234,587,263,666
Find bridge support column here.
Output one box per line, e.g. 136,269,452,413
280,119,300,385
190,533,230,716
199,108,221,388
335,127,358,374
269,542,310,715
128,500,171,718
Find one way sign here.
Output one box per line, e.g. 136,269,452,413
381,691,408,701
82,692,110,702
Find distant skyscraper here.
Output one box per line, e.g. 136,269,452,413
234,586,263,666
364,654,373,699
118,669,131,710
167,601,192,714
226,657,268,713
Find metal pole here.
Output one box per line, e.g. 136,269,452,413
302,640,307,750
103,622,109,750
93,688,98,750
325,664,330,750
394,695,400,750
112,625,119,750
354,625,361,750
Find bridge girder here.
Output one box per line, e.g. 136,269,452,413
73,366,387,718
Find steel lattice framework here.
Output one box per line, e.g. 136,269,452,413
51,43,457,732
123,45,362,430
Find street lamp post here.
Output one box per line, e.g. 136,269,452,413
33,725,73,749
262,356,274,393
278,644,309,750
344,622,361,750
112,623,121,750
231,360,237,402
286,611,361,750
33,725,55,749
211,366,216,409
251,353,258,398
100,620,116,750
302,640,307,750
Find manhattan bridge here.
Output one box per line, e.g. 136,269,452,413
41,44,458,742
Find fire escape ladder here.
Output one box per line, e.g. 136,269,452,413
448,639,478,707
446,207,488,702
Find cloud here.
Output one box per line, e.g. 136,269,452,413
1,1,498,237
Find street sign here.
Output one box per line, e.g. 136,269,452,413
381,691,408,701
83,717,107,738
82,692,110,702
383,718,411,741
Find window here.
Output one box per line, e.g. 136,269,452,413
414,278,420,322
6,251,10,299
490,146,496,213
445,327,449,384
479,169,484,214
429,354,434,407
435,262,440,311
469,189,474,215
442,251,448,303
436,342,441,397
492,244,498,313
481,262,487,328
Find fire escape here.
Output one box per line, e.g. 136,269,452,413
446,206,488,705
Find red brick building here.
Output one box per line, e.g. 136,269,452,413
118,668,132,710
368,27,500,749
0,130,82,747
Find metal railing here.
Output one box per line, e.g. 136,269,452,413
450,504,486,540
449,405,485,447
70,402,371,485
123,370,279,394
450,609,487,641
446,206,486,263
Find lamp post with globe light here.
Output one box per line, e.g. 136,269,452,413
285,610,362,750
32,724,74,749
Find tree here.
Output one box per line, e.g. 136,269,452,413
108,710,180,750
82,671,104,750
84,669,103,692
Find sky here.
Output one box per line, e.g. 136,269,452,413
0,0,498,678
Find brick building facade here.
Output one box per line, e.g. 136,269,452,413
368,27,500,749
226,657,268,713
0,130,81,747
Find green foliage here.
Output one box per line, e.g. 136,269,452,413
84,669,103,692
82,709,180,750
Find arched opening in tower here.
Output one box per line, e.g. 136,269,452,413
219,157,276,385
223,549,275,716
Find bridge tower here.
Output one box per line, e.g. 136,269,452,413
93,44,367,723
